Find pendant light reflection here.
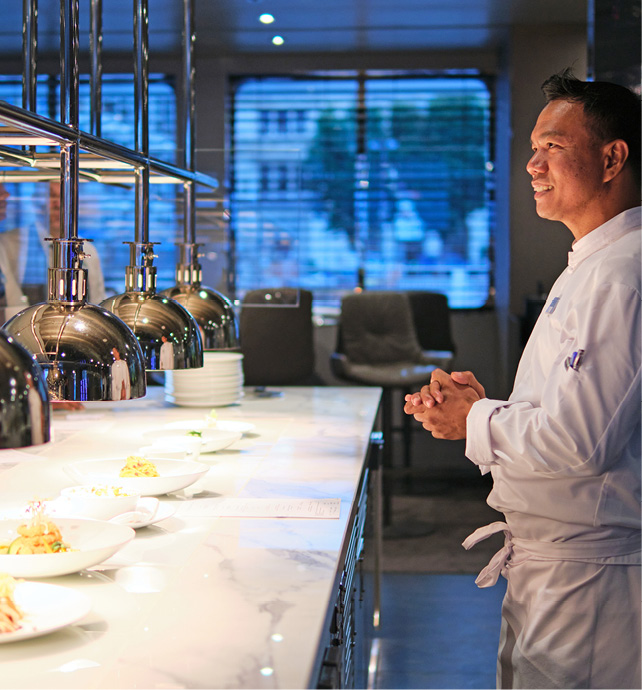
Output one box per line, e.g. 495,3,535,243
101,242,204,371
0,329,50,449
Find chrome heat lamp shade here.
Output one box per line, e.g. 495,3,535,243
161,244,240,351
0,330,50,448
3,239,147,402
101,242,204,371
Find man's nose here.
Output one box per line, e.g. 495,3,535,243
526,150,546,176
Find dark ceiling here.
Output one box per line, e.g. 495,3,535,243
1,0,588,57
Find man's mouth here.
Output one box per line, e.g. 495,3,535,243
532,183,553,196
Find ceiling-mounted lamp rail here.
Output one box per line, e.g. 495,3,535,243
0,102,219,188
0,103,76,146
21,0,38,114
100,0,204,372
89,0,103,138
3,0,147,403
161,0,239,353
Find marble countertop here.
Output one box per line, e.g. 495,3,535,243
0,385,381,689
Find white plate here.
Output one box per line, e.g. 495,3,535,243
215,420,256,434
165,394,243,408
109,498,176,529
167,376,243,387
165,384,242,397
142,427,241,453
0,581,92,643
0,518,135,578
203,352,243,362
170,367,242,377
160,389,242,402
65,458,210,496
165,419,256,436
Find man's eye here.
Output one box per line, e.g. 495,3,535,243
547,142,557,149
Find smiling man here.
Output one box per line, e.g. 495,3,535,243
404,69,641,689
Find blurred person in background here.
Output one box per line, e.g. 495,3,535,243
0,183,29,323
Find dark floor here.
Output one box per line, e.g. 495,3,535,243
372,418,507,690
373,573,506,690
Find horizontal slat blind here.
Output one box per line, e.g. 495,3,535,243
230,72,494,308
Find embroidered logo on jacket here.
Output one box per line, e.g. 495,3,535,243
564,349,585,372
545,297,560,314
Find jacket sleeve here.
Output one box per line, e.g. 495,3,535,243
465,282,641,478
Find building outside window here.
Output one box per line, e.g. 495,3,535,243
230,72,495,309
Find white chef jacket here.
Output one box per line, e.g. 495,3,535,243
464,207,641,689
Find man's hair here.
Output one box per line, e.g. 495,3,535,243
541,68,641,186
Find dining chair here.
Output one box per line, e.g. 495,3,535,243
406,290,457,371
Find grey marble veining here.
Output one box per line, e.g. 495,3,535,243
0,386,381,689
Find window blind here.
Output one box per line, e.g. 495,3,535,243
230,72,494,309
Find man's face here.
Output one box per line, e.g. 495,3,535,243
526,100,608,239
0,184,9,223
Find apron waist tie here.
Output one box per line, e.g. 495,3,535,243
462,522,641,589
462,521,513,588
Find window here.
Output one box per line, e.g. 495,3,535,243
230,72,494,309
0,73,179,299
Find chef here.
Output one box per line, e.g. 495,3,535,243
404,69,641,689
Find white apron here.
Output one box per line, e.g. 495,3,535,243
464,523,641,689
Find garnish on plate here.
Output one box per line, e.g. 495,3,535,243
0,501,73,555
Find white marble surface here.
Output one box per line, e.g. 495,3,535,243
0,386,381,689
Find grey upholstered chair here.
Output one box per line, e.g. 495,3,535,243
240,287,316,387
331,291,437,523
407,290,456,371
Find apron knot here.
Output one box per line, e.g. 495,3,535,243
462,521,513,588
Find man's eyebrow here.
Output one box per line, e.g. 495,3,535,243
530,129,569,145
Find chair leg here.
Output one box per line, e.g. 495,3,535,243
381,388,393,526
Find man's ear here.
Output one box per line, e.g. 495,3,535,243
603,139,629,183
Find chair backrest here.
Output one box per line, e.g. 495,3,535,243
337,291,423,365
240,287,315,386
406,291,456,354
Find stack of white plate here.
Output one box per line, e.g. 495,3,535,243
164,352,244,407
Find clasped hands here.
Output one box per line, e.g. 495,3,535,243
403,368,486,440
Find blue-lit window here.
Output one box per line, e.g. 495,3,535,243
230,73,494,309
0,73,178,299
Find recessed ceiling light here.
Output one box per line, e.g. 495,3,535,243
259,13,275,24
272,35,284,46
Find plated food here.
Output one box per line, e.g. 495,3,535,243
0,576,91,643
0,508,72,556
65,457,210,496
0,517,135,578
0,573,23,633
119,456,159,478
